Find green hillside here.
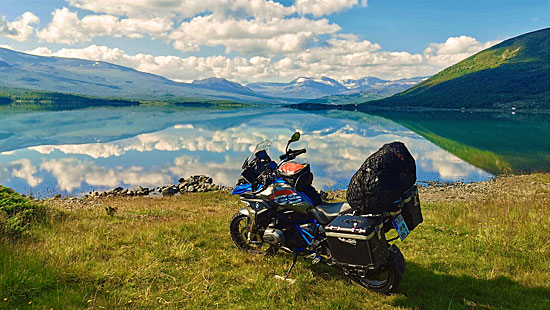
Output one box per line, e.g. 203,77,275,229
362,28,550,109
0,86,248,112
0,86,140,110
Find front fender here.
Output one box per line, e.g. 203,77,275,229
237,207,251,217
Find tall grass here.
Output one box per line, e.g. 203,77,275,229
1,174,549,309
0,185,45,237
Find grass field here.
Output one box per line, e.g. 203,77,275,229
1,174,549,309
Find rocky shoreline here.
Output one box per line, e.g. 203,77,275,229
37,174,548,206
84,175,233,198
38,175,233,202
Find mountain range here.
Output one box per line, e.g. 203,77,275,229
0,48,281,104
1,27,547,109
0,47,423,105
247,76,427,101
361,27,550,109
300,76,428,105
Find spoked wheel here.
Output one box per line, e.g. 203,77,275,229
348,265,401,294
229,212,272,254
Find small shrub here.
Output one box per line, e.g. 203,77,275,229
104,205,117,217
0,185,46,237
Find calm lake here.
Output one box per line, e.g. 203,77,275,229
1,106,548,197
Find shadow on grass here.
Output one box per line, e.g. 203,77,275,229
394,262,549,310
310,260,549,309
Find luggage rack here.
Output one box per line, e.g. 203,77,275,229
349,185,418,218
346,185,421,242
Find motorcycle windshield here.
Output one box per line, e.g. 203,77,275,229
246,140,272,163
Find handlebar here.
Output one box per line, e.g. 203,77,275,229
279,148,306,161
245,148,307,195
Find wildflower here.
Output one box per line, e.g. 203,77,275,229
87,299,92,303
2,298,6,301
28,301,32,305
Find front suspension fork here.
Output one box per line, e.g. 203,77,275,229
245,204,258,243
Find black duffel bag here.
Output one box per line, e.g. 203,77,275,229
347,141,416,214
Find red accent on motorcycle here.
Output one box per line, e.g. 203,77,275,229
270,189,296,200
279,162,306,175
270,189,303,205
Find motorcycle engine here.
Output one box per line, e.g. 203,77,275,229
263,226,285,246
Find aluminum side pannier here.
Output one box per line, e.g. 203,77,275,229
325,215,389,270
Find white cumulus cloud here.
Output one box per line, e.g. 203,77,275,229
168,15,340,54
9,1,502,81
0,12,39,42
423,35,502,67
35,6,340,55
36,7,172,44
294,0,367,17
25,32,500,83
66,0,365,19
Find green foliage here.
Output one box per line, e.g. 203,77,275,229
364,28,550,109
0,185,45,237
0,86,251,111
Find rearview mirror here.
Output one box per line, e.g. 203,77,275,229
289,132,300,143
285,132,301,153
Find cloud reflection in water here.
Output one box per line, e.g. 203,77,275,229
0,108,492,195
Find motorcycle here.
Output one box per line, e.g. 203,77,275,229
229,132,422,294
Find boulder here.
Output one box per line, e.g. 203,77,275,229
162,187,178,196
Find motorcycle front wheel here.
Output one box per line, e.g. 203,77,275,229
348,265,401,294
229,212,272,254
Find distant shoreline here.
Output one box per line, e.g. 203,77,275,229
285,102,550,114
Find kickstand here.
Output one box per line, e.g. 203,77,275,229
284,252,299,279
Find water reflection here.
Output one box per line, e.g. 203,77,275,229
0,107,493,196
353,110,550,175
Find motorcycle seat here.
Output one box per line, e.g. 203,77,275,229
309,202,352,225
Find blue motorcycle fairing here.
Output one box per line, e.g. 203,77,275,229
232,183,252,195
232,183,263,195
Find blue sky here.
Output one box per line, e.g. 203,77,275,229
0,0,548,83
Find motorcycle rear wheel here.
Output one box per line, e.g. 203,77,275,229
229,212,271,254
348,265,401,294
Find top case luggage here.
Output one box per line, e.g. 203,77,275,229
347,141,416,214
